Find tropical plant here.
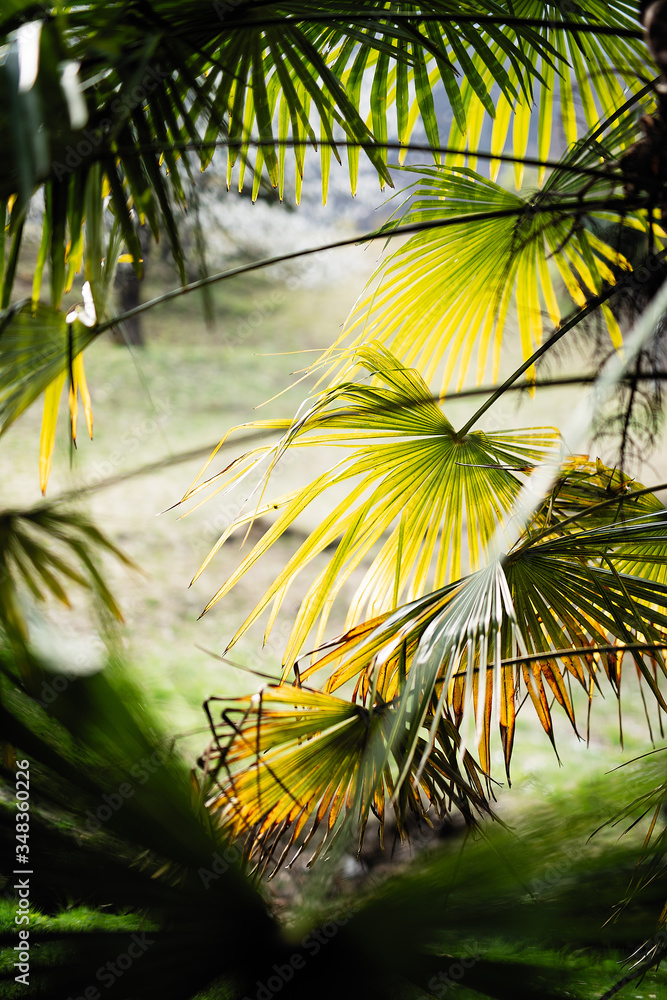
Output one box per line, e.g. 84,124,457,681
1,652,665,999
1,1,667,997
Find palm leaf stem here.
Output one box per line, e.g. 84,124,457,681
311,640,667,688
94,195,645,336
445,371,667,400
486,270,667,565
216,13,643,38
50,432,282,504
458,642,667,673
301,370,667,414
457,286,622,436
111,137,624,179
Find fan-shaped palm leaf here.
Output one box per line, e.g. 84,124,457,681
181,347,559,664
330,480,667,776
207,463,667,862
0,1,559,215
0,1,642,250
331,118,657,392
446,0,649,188
0,503,136,649
202,682,491,873
598,748,666,948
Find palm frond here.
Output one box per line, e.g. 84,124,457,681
66,0,568,203
330,109,657,392
598,748,667,962
181,347,559,664
1,1,642,216
448,0,649,187
202,682,491,874
0,303,94,436
294,463,667,782
201,467,667,866
1,160,135,490
0,504,136,649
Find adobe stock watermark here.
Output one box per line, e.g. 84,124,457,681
422,944,483,998
246,906,360,1000
213,0,246,22
219,244,338,349
199,448,298,542
84,396,173,489
518,771,609,899
198,843,243,887
198,849,363,999
65,931,155,1000
82,748,169,834
245,908,363,1000
599,928,667,1000
52,63,172,181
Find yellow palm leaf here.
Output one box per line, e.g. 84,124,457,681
329,166,637,394
183,347,559,665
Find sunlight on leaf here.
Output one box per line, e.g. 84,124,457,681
330,163,641,393
183,347,559,665
202,681,490,873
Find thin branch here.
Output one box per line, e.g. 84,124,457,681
95,194,645,335
499,642,667,669
439,371,667,402
38,430,282,507
451,642,667,675
456,292,619,437
211,13,644,38
110,137,625,180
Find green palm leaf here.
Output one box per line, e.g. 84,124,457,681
0,504,136,648
524,459,667,590
0,303,95,436
202,681,491,873
0,2,630,217
293,464,667,785
448,0,649,187
181,347,559,664
202,473,667,865
70,1,565,202
331,140,652,392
